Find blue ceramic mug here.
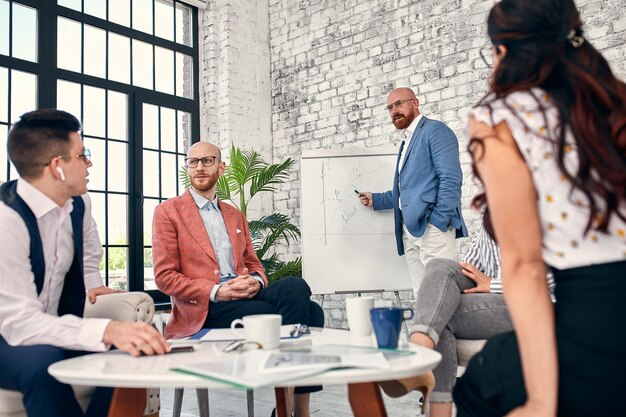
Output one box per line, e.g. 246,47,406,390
369,307,414,349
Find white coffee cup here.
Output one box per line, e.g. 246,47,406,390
346,296,375,336
230,314,282,349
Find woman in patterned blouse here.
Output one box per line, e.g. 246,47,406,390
453,1,626,417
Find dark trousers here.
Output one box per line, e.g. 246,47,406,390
453,260,626,417
0,336,113,417
204,276,324,394
205,276,324,328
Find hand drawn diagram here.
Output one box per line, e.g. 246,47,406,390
301,149,411,294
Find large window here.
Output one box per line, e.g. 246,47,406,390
0,0,200,305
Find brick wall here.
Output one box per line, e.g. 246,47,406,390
266,0,626,328
199,0,273,216
199,0,626,328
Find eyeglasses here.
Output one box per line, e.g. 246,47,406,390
45,148,91,166
184,155,220,168
384,98,415,112
479,45,494,69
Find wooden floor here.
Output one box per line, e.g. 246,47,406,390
159,384,427,417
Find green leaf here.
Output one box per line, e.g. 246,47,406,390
249,158,295,199
267,258,302,284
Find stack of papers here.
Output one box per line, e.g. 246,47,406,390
173,345,413,389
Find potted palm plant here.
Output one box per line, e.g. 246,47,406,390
180,145,301,283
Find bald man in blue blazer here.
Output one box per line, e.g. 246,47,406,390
360,88,468,294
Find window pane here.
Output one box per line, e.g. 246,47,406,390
108,33,130,84
177,111,190,152
142,150,159,198
109,0,130,27
56,79,81,123
144,248,154,289
90,192,106,244
155,0,174,41
160,106,175,151
107,247,128,290
175,52,193,98
132,0,153,35
108,194,127,244
0,67,7,123
10,70,36,122
154,46,174,95
161,152,176,198
108,141,127,192
58,0,81,12
83,85,106,137
57,17,81,72
8,160,17,180
83,136,105,191
0,124,7,182
142,103,158,149
143,198,158,246
175,2,192,46
84,0,106,20
107,91,127,141
12,3,37,62
84,25,106,78
132,39,153,90
0,1,8,56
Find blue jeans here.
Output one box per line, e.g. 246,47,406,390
410,258,513,402
0,336,112,417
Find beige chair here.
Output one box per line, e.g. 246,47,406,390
0,292,160,417
456,338,487,376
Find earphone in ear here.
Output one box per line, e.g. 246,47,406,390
56,167,66,181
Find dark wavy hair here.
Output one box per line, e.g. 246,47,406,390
471,0,626,236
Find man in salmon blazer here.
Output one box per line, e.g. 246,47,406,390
153,141,324,341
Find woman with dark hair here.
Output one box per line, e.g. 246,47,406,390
452,1,626,417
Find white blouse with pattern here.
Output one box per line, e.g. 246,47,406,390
470,88,626,269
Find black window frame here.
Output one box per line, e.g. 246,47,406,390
1,0,200,307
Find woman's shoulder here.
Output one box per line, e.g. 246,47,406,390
470,88,552,127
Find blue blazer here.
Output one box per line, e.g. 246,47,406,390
372,116,468,256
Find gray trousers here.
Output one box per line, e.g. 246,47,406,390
410,258,513,402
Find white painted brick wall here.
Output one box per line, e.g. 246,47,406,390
199,0,626,329
265,0,626,328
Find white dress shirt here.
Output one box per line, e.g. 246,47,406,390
398,113,423,172
0,179,110,350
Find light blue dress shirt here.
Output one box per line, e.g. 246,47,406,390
189,189,263,302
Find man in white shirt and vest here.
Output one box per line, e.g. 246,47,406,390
359,87,468,294
0,109,169,417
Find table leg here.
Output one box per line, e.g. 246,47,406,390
348,382,388,417
107,387,147,417
274,387,290,417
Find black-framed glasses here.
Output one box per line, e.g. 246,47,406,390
185,155,220,168
45,148,92,166
384,98,415,112
479,46,494,69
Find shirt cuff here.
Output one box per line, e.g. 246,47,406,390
250,273,265,288
210,284,221,303
79,318,112,351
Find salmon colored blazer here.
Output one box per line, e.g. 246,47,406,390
152,190,267,339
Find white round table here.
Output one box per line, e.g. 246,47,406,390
49,328,441,417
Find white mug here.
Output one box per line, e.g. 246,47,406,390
346,296,375,336
230,314,282,349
